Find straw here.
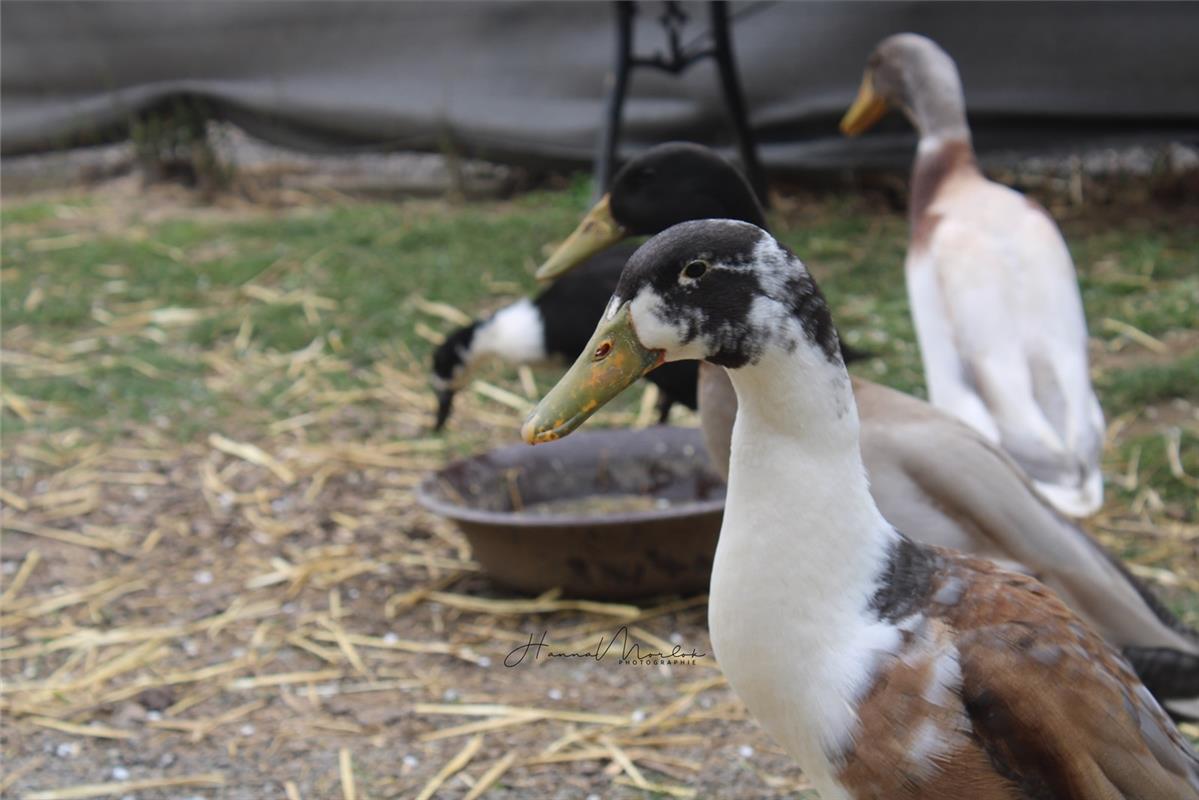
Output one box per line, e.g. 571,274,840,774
414,735,484,800
24,773,225,800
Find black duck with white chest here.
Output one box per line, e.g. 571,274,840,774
428,242,698,430
523,220,1199,799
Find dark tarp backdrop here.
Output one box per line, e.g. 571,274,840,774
2,1,1198,170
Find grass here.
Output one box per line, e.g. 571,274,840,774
2,178,1196,489
1,181,591,439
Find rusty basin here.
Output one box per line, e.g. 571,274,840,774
417,427,726,600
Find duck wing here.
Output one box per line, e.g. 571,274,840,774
854,378,1199,715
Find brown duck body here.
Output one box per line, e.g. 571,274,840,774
839,542,1199,799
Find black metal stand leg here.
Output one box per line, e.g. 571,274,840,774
593,1,635,201
709,1,769,206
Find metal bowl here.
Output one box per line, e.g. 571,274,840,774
417,426,726,599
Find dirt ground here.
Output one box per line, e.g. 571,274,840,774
0,384,804,799
2,177,1197,799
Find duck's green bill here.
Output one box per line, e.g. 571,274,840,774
535,193,629,281
840,71,889,136
521,304,663,444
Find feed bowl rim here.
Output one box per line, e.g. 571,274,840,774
416,429,726,529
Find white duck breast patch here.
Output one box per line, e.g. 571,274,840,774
471,299,547,363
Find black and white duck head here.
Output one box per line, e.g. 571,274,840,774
522,219,843,444
429,322,481,430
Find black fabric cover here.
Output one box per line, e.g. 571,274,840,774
3,1,1197,168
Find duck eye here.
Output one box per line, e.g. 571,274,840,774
593,340,613,360
682,260,708,280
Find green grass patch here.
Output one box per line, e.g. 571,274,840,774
1,183,1195,449
1099,351,1199,417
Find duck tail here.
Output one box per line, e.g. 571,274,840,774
1123,646,1199,721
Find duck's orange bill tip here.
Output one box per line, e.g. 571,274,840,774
520,305,663,444
840,72,888,137
520,417,560,446
535,193,629,281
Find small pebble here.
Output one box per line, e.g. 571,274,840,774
442,688,459,702
193,570,213,585
631,709,647,723
739,745,754,759
55,742,80,758
476,656,492,668
402,755,419,768
239,724,256,736
111,766,130,780
547,688,563,701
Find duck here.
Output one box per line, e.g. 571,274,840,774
841,33,1106,518
522,219,1199,799
428,242,698,430
533,141,1199,718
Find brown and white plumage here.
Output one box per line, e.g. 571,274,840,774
847,543,1199,799
842,33,1106,517
540,143,1199,714
522,220,1199,799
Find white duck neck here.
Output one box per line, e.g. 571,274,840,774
905,67,972,149
718,343,898,626
707,341,901,782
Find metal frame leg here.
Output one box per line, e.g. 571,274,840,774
593,1,635,200
709,1,768,206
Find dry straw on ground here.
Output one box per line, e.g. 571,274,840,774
1,272,812,798
2,184,1197,798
